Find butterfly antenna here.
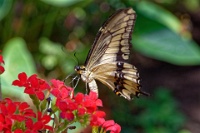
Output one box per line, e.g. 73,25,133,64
61,47,79,65
73,52,79,66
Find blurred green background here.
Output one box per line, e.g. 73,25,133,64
1,0,200,132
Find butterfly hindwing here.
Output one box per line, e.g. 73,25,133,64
91,62,144,100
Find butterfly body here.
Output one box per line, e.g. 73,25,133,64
75,65,98,93
75,8,148,100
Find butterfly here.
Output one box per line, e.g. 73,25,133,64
74,8,148,100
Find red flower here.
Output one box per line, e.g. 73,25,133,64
12,102,36,121
0,54,4,64
74,93,84,104
85,91,102,107
102,120,121,133
25,112,52,131
12,72,27,87
51,79,78,122
0,114,12,132
25,75,49,100
0,98,17,119
51,81,105,125
60,112,74,121
90,111,106,126
52,79,75,109
0,98,37,132
77,107,86,116
0,54,5,74
0,99,19,132
13,129,24,133
51,79,73,99
82,91,102,114
12,73,50,100
0,66,5,74
58,99,77,111
56,98,77,121
1,98,15,110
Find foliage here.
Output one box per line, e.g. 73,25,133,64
1,38,36,99
1,0,200,69
112,88,189,133
132,1,200,65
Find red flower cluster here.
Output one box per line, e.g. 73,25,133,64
51,79,121,133
24,111,52,132
0,98,52,132
0,53,5,74
51,79,104,123
8,72,121,133
12,72,50,100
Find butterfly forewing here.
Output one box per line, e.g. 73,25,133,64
76,8,148,100
85,8,136,69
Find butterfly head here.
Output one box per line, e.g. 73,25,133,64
74,65,85,74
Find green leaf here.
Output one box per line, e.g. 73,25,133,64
133,29,200,65
135,1,181,33
0,0,12,20
132,1,200,65
41,0,91,7
1,37,36,100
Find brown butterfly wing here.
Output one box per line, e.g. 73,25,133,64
83,8,148,100
91,62,148,100
85,8,136,69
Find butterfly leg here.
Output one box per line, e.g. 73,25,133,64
64,73,77,86
72,75,80,89
64,75,79,88
85,82,89,95
64,73,74,81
